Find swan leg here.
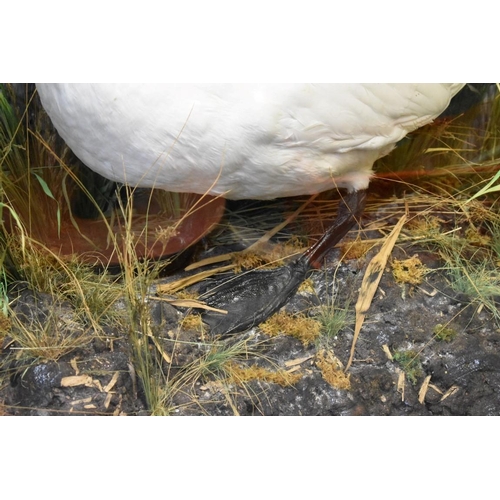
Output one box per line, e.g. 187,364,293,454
201,189,367,335
301,189,366,269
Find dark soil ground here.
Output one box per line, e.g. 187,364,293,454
2,193,499,416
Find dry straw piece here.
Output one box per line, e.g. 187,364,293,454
346,212,408,371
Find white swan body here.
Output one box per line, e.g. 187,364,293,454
36,83,464,200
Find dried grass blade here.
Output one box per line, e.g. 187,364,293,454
397,370,405,401
418,375,432,404
185,253,237,270
147,332,172,364
157,297,227,314
345,212,407,371
103,372,120,393
156,264,236,294
440,385,459,402
61,375,93,387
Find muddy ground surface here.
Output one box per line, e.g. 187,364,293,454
2,195,499,416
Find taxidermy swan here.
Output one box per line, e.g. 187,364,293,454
36,83,465,334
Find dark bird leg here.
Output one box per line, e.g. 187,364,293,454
201,189,367,335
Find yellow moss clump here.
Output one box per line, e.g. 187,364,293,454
391,255,428,285
231,252,267,273
267,236,307,262
406,216,443,238
174,290,199,301
0,314,11,348
232,236,307,272
0,314,11,334
315,350,351,390
181,313,205,332
298,278,315,294
465,227,491,247
227,362,302,386
260,311,322,346
465,200,497,224
341,239,372,260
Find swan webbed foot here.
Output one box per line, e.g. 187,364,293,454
201,259,310,336
201,188,367,336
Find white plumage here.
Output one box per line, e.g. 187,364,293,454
36,84,464,200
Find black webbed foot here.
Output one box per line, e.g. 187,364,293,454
201,259,310,335
201,189,367,336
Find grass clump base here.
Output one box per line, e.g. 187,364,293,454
316,301,354,344
433,324,458,342
393,350,423,386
